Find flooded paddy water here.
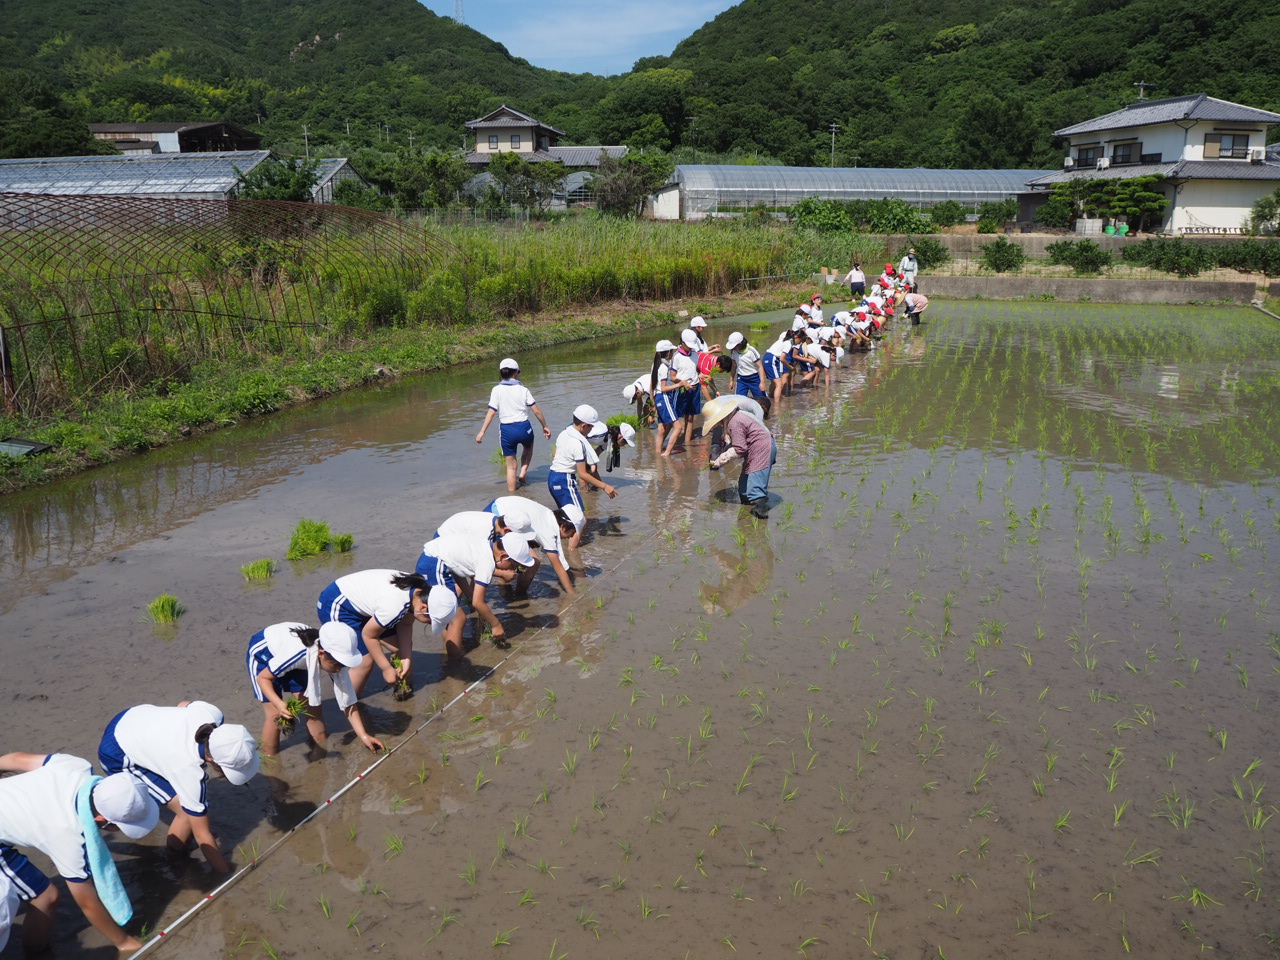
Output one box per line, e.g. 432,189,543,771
3,300,1280,959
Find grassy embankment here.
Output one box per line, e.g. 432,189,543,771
0,218,845,493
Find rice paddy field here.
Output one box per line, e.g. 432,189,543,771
4,300,1280,959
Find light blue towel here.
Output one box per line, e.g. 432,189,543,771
74,777,133,926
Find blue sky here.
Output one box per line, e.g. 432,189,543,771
418,0,739,75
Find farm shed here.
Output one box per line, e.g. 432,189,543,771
0,151,272,200
657,165,1052,220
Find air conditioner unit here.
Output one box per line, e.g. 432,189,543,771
1063,156,1074,169
1096,157,1111,170
1248,146,1265,162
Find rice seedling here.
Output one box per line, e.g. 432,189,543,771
240,558,276,581
317,893,331,919
458,854,477,885
492,927,518,947
144,593,185,623
384,832,405,858
1170,877,1222,909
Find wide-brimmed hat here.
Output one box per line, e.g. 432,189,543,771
701,395,738,433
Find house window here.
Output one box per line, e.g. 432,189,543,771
1204,133,1249,159
1075,145,1100,166
1140,152,1162,163
1111,142,1141,165
488,135,498,149
510,134,522,149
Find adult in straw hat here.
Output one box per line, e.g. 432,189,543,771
703,396,777,519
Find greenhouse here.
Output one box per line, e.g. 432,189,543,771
654,164,1051,220
0,151,271,200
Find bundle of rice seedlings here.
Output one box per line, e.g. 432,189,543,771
286,519,333,560
241,559,277,581
145,594,185,623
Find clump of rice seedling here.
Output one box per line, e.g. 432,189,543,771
286,519,334,560
145,593,185,623
275,695,308,734
241,559,277,581
750,319,771,331
606,413,640,430
389,654,412,701
332,533,354,553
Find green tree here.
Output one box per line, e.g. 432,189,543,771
233,157,320,201
488,152,567,214
332,178,391,211
1248,187,1280,236
589,151,675,218
0,66,114,159
928,200,966,228
392,151,473,208
1106,175,1167,233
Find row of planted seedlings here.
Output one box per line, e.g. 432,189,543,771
156,303,1280,958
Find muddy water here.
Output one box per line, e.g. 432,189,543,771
4,302,1280,959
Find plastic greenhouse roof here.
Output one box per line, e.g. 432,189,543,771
672,165,1052,202
0,151,271,197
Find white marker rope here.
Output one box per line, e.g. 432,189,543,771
130,541,643,957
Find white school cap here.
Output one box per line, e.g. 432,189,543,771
725,331,744,350
587,421,608,440
427,585,459,636
655,339,675,352
186,701,224,725
501,508,533,536
318,621,364,668
93,774,160,839
499,357,519,370
690,316,708,328
562,503,585,533
0,872,16,951
501,531,535,568
207,724,261,786
617,423,637,446
573,404,598,424
680,329,700,348
622,383,638,403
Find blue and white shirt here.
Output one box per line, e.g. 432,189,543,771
106,703,223,816
421,534,497,587
248,621,357,711
324,570,411,630
550,426,598,473
0,755,96,881
487,380,537,424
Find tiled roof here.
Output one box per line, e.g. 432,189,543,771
1027,158,1280,187
465,146,626,168
465,105,565,137
469,118,538,128
1055,94,1280,137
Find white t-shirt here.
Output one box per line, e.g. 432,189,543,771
114,703,223,816
491,496,562,555
765,334,791,358
0,754,94,881
628,372,651,397
252,622,357,712
421,533,497,586
805,341,832,368
807,306,825,326
550,426,598,473
487,381,536,424
436,511,500,542
731,345,762,378
669,350,697,386
332,570,411,628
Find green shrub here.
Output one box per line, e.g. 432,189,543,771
790,196,853,232
1214,238,1280,276
1034,193,1075,230
1120,238,1217,277
1045,239,1111,274
898,236,951,270
928,200,967,228
977,199,1018,224
976,218,1002,234
866,197,934,234
979,236,1026,273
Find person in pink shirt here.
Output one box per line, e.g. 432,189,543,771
703,396,777,519
904,291,931,325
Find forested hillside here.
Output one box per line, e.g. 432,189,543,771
2,0,1278,167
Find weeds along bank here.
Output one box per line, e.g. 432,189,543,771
1,217,834,493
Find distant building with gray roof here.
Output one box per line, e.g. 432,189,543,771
463,105,625,170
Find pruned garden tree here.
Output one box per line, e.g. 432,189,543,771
1248,187,1280,236
589,151,675,218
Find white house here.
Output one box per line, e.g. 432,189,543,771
463,105,626,170
1027,94,1280,234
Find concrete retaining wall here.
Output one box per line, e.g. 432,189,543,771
879,233,1246,259
922,276,1257,304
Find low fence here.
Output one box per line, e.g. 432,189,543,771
920,276,1258,304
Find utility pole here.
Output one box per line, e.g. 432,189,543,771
302,124,310,160
407,131,415,150
345,119,351,136
829,121,840,167
851,154,861,169
1133,81,1154,102
685,116,698,164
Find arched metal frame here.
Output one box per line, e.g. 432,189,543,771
0,195,455,415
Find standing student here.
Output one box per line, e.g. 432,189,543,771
806,294,825,327
650,340,687,456
482,495,580,595
317,569,458,694
842,262,866,300
475,358,551,493
248,621,383,756
417,531,533,656
704,396,778,519
549,404,618,536
0,752,159,956
762,329,793,403
688,316,720,355
672,331,703,452
725,332,767,400
98,701,259,874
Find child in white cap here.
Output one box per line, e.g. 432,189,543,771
688,316,720,355
248,621,384,756
97,701,259,874
649,339,687,456
622,373,656,427
417,532,532,655
317,569,458,693
475,358,551,492
0,751,159,955
482,495,580,595
725,332,767,400
549,404,618,545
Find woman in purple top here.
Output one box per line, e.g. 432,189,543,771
702,396,777,519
